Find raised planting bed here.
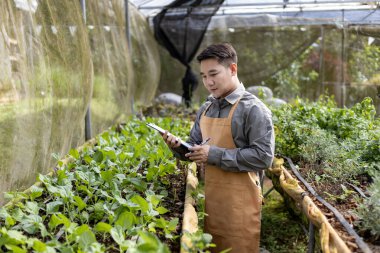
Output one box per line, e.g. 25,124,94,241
0,117,210,252
270,97,380,252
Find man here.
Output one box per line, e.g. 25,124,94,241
164,43,274,253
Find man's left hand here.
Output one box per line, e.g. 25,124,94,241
186,145,210,166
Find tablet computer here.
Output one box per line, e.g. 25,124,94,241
146,123,192,159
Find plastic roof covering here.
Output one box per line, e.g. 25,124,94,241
131,0,380,26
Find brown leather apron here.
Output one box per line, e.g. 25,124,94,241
200,99,262,253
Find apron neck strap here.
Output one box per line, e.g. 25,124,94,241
202,96,242,118
227,98,241,119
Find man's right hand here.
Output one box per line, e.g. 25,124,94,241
163,131,181,148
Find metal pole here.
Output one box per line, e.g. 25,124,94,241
80,0,86,23
341,9,346,107
307,222,316,253
125,0,134,114
318,26,325,96
125,0,131,50
263,186,275,198
80,0,92,140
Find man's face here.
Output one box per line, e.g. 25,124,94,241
200,58,237,99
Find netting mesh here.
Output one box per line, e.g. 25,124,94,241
0,0,160,205
158,14,380,111
129,3,160,105
2,1,380,205
0,0,91,205
86,0,133,133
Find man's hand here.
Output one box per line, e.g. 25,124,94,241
163,131,181,148
186,145,210,166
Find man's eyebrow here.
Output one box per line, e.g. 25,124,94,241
200,69,218,75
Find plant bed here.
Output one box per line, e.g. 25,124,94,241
267,158,359,252
270,97,380,252
0,117,205,252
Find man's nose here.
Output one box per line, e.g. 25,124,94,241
205,78,214,86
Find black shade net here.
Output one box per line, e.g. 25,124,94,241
153,0,224,106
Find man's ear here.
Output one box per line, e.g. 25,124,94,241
230,63,237,76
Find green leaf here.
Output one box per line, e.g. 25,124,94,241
11,209,25,223
73,196,87,211
136,231,170,253
110,226,125,245
6,230,27,244
75,171,90,184
148,194,162,207
59,247,74,253
155,206,169,215
115,211,136,230
155,218,167,229
103,148,116,161
48,214,61,230
128,178,147,192
46,200,63,214
131,195,149,214
38,223,49,238
56,170,68,185
69,149,80,160
6,216,15,227
77,229,96,250
167,218,179,231
29,185,43,201
115,196,127,205
93,151,104,163
25,201,39,214
137,231,159,250
21,214,42,234
0,208,15,227
94,222,112,233
83,155,94,165
48,214,71,230
32,239,47,252
100,170,114,183
146,167,159,181
5,244,27,253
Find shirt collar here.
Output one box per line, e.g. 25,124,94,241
225,83,245,104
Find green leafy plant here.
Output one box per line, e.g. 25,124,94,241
181,230,216,253
0,117,193,252
355,174,380,241
272,96,380,183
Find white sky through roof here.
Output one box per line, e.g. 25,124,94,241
130,0,380,25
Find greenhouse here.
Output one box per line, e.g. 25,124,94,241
0,0,379,252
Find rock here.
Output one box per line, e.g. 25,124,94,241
246,86,273,99
155,92,182,105
265,98,287,107
260,247,271,253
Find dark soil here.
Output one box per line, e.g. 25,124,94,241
159,162,187,252
288,163,380,252
132,156,187,252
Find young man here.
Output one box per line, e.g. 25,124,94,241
164,43,275,253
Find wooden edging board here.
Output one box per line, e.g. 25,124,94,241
267,158,352,253
180,162,199,252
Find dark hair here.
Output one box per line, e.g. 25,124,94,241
196,43,238,67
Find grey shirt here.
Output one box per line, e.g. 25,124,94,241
176,84,275,173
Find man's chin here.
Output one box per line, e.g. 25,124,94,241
210,92,219,98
